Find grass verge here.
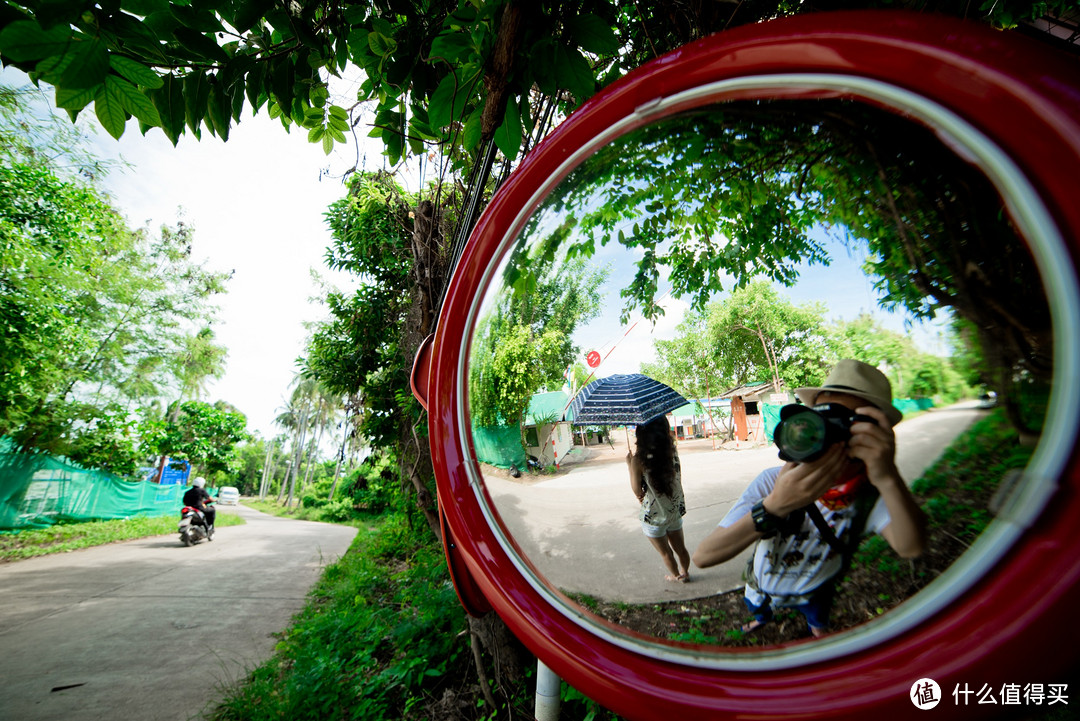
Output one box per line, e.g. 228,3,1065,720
0,513,246,563
209,512,491,721
242,498,324,521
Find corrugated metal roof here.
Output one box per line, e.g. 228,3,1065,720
718,381,781,399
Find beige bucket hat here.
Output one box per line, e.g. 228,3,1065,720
794,359,903,426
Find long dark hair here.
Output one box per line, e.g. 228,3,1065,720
634,415,676,497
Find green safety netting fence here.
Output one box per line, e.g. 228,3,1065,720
471,399,937,467
1,440,189,531
894,398,936,415
761,398,934,443
762,402,784,443
472,425,527,470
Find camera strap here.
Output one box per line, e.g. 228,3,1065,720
804,504,846,555
803,485,881,557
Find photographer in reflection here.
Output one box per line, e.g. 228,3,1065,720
692,360,926,637
627,414,692,583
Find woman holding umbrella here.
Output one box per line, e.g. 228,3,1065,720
627,414,691,583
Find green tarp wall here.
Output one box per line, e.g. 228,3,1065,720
1,440,188,531
762,403,784,443
761,398,935,443
895,398,935,415
472,425,527,470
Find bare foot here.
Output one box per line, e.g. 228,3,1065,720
810,625,829,638
741,619,767,633
665,573,690,583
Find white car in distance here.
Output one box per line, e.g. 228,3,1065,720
217,486,241,505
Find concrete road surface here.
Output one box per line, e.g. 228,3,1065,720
0,505,357,721
485,402,987,605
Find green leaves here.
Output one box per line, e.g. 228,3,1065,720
142,400,248,473
150,74,186,144
470,253,608,431
493,95,521,162
206,80,231,140
0,20,72,62
553,43,595,103
0,91,233,460
173,26,230,62
0,1,623,166
59,38,110,89
427,70,474,130
302,103,349,155
226,0,268,34
429,31,473,63
55,86,96,115
568,13,619,56
368,28,397,57
111,55,165,89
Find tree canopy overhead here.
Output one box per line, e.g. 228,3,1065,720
503,98,1052,431
0,0,1069,168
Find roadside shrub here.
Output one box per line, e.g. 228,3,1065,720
301,492,327,509
344,453,399,512
319,499,355,523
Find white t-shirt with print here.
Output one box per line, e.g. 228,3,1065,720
719,466,890,607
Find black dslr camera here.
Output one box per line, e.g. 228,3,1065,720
773,403,876,462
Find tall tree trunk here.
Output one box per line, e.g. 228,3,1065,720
407,84,537,705
279,411,307,504
259,439,275,499
285,410,309,508
300,422,323,495
328,429,347,502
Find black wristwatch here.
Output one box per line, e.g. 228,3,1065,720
751,500,783,538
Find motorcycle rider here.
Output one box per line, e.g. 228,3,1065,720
182,477,216,532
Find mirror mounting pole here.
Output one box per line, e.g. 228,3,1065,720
534,660,561,721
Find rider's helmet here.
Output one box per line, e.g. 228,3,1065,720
192,477,206,488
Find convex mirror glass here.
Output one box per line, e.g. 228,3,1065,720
465,95,1067,659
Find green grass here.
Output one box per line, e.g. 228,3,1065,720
243,497,324,521
0,513,246,562
564,590,602,612
209,512,485,721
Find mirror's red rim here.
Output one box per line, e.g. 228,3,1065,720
427,11,1080,718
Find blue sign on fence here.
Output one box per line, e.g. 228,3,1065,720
158,460,191,485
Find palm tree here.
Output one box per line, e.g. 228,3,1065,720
274,387,310,507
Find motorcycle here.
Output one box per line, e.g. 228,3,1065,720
178,504,215,546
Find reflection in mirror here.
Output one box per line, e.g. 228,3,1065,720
467,98,1054,649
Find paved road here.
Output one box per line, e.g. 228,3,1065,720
0,505,357,721
485,403,987,605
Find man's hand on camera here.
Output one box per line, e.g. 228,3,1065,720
764,443,847,517
848,404,900,485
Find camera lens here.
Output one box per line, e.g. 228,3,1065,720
775,410,827,461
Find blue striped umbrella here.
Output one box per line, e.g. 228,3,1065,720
568,374,689,427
